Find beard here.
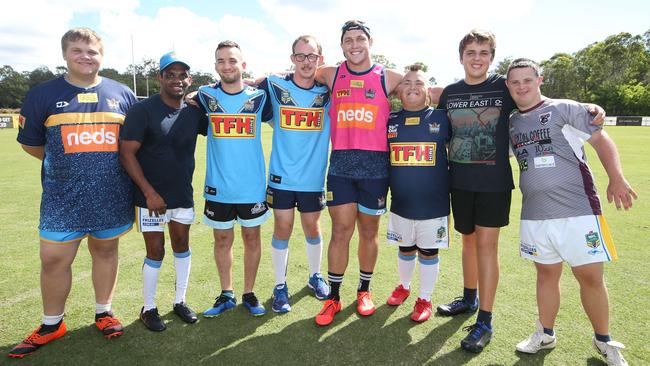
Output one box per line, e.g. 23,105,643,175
219,71,241,84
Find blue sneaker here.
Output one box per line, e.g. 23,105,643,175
308,273,330,300
203,293,236,317
272,284,291,313
460,322,493,353
437,296,478,316
242,292,266,316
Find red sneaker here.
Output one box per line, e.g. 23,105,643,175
411,298,432,323
315,299,342,326
8,321,67,358
95,312,124,339
386,285,410,306
356,291,376,316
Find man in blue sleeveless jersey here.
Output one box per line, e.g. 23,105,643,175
10,28,137,358
197,41,273,317
257,35,331,313
120,52,208,331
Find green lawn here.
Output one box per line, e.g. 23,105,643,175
0,126,647,365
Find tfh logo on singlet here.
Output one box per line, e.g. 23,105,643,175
279,106,323,131
210,114,256,138
60,124,119,154
335,102,378,130
390,142,437,166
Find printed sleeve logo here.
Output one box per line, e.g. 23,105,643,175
279,106,323,131
390,142,437,166
210,114,256,138
60,123,119,153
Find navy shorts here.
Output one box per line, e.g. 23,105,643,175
451,189,511,234
326,175,388,215
266,187,325,212
203,200,270,229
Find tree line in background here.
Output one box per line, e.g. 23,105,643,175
1,30,649,115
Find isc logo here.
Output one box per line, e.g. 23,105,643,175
60,124,119,154
390,142,437,166
279,107,323,131
211,114,256,138
336,103,378,130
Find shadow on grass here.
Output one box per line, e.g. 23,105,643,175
0,294,476,365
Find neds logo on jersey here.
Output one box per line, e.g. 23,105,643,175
61,124,119,153
279,106,323,131
390,142,437,166
336,102,378,129
211,114,256,138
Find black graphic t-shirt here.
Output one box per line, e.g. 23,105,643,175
438,74,515,192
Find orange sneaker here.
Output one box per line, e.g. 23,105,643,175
8,321,67,358
356,291,376,316
315,299,342,326
95,312,124,339
386,285,410,306
411,298,432,323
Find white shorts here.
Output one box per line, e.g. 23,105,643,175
519,215,617,267
387,212,450,249
135,206,195,233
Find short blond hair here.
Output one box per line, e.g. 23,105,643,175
61,27,104,54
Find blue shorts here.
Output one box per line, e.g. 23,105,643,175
40,223,133,244
326,175,388,215
266,187,325,212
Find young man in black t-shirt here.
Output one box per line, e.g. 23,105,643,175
120,52,208,332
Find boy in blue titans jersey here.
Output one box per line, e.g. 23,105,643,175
10,28,136,358
385,65,451,323
120,52,208,331
197,41,273,317
436,29,606,354
507,59,636,366
257,35,331,313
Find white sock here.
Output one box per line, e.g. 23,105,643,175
397,251,417,289
143,257,162,311
271,237,289,286
95,303,112,315
42,313,64,325
173,249,191,304
418,256,440,301
305,236,322,276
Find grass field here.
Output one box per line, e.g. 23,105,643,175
0,126,648,365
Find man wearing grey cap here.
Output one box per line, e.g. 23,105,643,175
119,51,208,331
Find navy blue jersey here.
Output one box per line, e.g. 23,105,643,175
121,94,208,208
387,107,451,220
17,76,137,231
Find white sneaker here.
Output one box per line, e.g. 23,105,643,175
593,337,628,366
516,320,557,354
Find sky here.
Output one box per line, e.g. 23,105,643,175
1,0,648,86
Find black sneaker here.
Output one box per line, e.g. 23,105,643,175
173,302,198,324
140,307,166,332
460,322,493,353
242,292,266,316
436,296,478,316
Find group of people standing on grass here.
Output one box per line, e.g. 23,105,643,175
10,20,637,366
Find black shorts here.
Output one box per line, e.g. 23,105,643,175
326,174,388,215
451,189,511,234
266,187,325,212
203,200,270,229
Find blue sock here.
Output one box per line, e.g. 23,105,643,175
463,287,477,303
543,327,555,336
477,309,492,327
221,290,234,299
595,333,612,342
